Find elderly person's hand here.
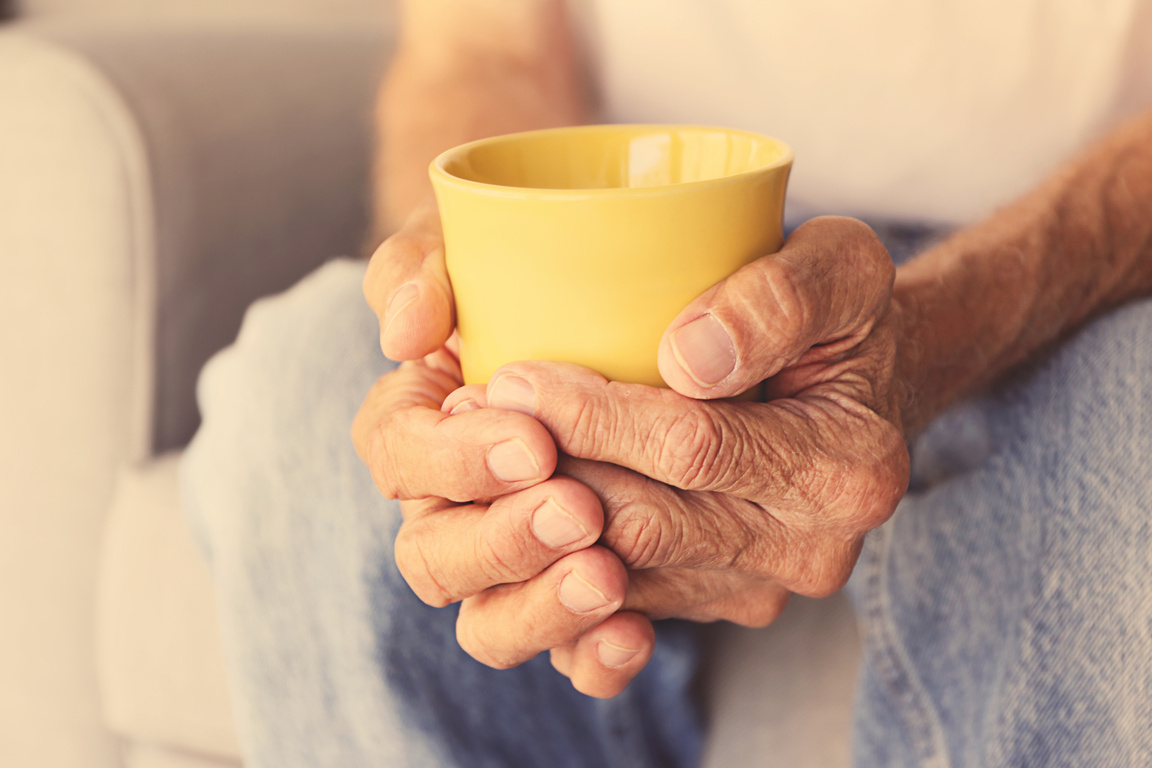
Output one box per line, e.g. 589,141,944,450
357,202,661,698
359,212,910,697
451,216,909,687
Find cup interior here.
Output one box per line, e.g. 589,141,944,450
436,125,791,191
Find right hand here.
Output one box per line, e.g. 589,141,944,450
359,206,654,698
352,352,656,698
363,201,456,361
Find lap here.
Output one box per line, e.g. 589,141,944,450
180,259,702,768
183,258,1151,768
852,298,1152,768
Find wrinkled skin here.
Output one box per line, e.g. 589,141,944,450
354,215,909,698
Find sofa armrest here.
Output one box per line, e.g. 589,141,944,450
0,17,392,768
21,16,395,455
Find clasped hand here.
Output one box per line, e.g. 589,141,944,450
353,210,909,698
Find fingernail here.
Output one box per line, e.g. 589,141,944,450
597,640,641,668
532,498,588,549
487,438,541,483
488,375,537,416
670,314,736,387
384,282,419,330
449,399,480,415
559,570,611,613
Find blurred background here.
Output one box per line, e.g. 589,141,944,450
0,2,395,766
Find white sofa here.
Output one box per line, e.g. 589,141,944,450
0,5,860,767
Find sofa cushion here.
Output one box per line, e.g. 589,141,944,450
0,26,149,768
98,454,242,761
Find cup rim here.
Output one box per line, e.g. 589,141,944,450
429,124,794,198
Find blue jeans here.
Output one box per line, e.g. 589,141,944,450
181,253,1152,767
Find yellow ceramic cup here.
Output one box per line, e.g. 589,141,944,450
430,124,793,386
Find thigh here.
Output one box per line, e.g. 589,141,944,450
851,299,1152,768
180,260,702,768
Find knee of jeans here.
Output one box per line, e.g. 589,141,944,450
179,260,393,561
993,297,1152,556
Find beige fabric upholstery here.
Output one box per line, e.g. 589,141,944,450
98,456,240,762
0,28,148,768
0,16,390,767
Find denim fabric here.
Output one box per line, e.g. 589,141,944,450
851,298,1152,768
181,248,1151,767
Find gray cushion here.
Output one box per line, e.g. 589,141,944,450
23,18,395,452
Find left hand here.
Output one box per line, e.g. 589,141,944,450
451,216,912,688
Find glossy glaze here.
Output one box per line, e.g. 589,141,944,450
430,125,793,386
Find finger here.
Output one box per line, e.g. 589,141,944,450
354,363,556,501
395,477,604,607
557,456,792,572
363,204,455,360
441,384,488,415
559,456,863,598
550,644,575,678
565,612,655,699
456,547,626,670
487,362,809,497
690,583,792,628
624,568,790,627
657,216,895,398
489,362,906,557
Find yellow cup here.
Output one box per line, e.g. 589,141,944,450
430,124,793,386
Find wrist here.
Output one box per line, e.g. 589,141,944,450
887,289,925,437
887,234,1041,437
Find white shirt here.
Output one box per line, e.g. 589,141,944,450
575,0,1152,225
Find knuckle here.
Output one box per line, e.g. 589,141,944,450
653,408,726,490
393,526,453,608
753,257,808,345
715,506,770,574
802,404,908,533
828,215,882,254
374,407,432,501
846,221,896,310
719,587,789,628
841,419,909,530
564,393,618,458
366,423,403,500
866,238,897,288
788,543,857,598
604,498,677,570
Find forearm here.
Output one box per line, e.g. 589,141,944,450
372,0,589,242
895,108,1152,435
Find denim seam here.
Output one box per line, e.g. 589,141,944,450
863,512,952,768
980,458,1045,767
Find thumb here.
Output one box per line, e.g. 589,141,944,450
363,203,456,361
656,216,894,399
